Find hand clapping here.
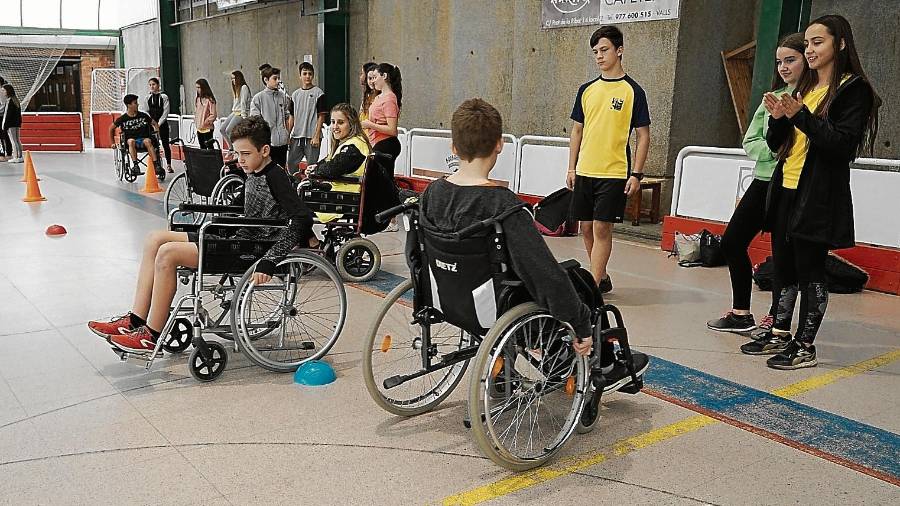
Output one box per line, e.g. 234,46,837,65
763,92,787,119
778,92,804,119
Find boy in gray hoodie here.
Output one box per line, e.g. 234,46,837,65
250,66,291,168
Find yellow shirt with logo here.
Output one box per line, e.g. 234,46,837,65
571,75,651,179
782,76,849,190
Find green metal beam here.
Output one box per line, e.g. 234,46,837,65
748,0,811,124
158,0,183,114
0,26,120,37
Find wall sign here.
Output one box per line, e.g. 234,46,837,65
542,0,680,29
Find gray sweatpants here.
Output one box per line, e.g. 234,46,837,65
287,137,321,175
7,127,21,159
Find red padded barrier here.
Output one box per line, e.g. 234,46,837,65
21,113,83,152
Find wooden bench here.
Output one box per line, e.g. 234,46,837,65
626,177,664,226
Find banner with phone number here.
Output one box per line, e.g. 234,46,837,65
541,0,680,30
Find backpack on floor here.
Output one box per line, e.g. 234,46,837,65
752,254,868,293
825,253,868,293
534,188,577,237
699,229,727,267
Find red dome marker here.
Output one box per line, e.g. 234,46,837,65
46,224,67,237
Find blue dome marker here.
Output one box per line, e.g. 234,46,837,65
294,360,336,386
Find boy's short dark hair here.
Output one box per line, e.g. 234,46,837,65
451,98,502,162
231,115,271,151
590,25,623,49
298,62,315,74
123,94,139,105
261,66,281,80
148,77,160,85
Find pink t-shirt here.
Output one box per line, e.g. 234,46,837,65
367,90,399,145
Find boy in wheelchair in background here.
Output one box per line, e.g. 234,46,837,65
89,115,315,354
109,94,162,179
422,98,648,402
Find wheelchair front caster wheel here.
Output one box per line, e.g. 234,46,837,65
163,318,192,353
188,341,228,382
156,170,166,182
124,170,138,183
336,238,381,282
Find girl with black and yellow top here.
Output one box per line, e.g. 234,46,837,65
304,102,371,226
754,14,880,370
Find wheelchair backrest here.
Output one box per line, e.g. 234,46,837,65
415,207,522,337
183,145,225,198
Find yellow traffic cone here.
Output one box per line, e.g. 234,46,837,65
141,157,164,193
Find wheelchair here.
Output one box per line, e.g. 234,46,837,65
114,132,165,183
298,152,400,283
164,139,246,226
112,203,348,382
361,199,647,471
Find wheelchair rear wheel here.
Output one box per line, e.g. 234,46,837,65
164,172,206,225
212,174,244,206
336,237,381,282
362,279,474,416
114,147,126,181
468,302,587,471
231,252,347,372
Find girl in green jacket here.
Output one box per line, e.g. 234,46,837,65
707,33,807,338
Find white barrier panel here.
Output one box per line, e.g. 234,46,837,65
407,128,517,184
516,136,570,196
179,116,198,147
672,146,900,248
395,127,409,176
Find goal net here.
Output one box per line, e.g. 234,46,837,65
0,39,70,108
90,67,160,113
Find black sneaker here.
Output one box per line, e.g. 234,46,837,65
600,352,649,394
740,331,791,355
767,341,817,370
598,275,613,294
707,311,757,333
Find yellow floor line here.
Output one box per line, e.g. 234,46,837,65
441,349,900,506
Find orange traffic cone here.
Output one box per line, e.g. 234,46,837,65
22,169,47,202
20,151,40,182
141,157,164,193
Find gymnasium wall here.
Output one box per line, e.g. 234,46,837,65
178,0,317,115
122,19,160,70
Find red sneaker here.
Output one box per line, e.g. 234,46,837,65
88,313,136,341
110,326,158,354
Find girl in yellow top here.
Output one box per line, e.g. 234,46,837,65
760,14,881,371
304,103,372,223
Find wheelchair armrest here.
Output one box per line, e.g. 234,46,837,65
210,216,286,226
500,279,524,288
179,203,243,214
308,173,360,184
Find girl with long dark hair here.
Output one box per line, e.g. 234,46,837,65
194,78,217,148
361,63,402,174
219,70,251,147
359,62,380,123
758,14,881,369
1,83,23,163
708,33,808,338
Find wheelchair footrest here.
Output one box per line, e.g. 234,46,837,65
383,375,404,390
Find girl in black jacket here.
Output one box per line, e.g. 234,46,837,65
747,14,880,370
1,84,23,163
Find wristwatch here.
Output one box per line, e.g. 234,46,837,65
631,172,645,181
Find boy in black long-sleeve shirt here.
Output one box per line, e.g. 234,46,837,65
422,99,649,394
88,116,314,354
421,98,596,357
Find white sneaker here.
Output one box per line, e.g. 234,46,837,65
9,157,23,163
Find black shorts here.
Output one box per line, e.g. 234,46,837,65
572,175,627,223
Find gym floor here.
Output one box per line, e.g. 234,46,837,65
1,151,898,505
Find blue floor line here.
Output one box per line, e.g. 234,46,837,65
354,269,900,480
47,172,164,217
